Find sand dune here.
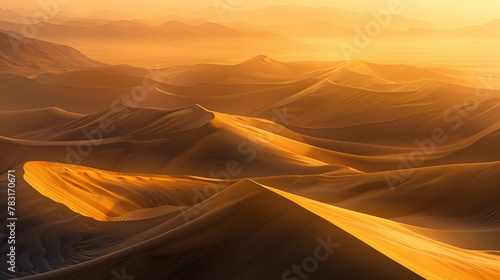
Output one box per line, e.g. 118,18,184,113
16,161,500,279
1,57,499,175
0,2,499,279
255,161,500,227
265,185,500,280
0,25,499,278
15,165,423,279
1,105,359,178
23,161,219,221
0,107,83,137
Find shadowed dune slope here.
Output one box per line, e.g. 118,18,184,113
0,107,83,137
264,185,500,280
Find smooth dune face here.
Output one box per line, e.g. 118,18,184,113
264,185,500,280
1,3,500,279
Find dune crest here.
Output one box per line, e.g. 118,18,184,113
263,185,500,280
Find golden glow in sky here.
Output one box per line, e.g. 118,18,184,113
1,0,499,28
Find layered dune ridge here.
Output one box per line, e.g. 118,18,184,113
1,27,500,279
16,161,500,279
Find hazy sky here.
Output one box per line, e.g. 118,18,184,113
1,0,499,28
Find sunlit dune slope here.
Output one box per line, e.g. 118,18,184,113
16,167,422,280
3,105,358,177
23,161,220,221
264,185,500,280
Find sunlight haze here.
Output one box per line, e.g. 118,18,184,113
1,0,499,28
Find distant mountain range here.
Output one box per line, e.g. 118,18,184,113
0,18,299,44
0,31,102,72
1,5,498,41
1,5,435,31
397,19,500,37
0,6,497,67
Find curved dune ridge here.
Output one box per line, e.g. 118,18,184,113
23,161,221,221
20,161,500,279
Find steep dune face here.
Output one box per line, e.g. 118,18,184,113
265,186,500,280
